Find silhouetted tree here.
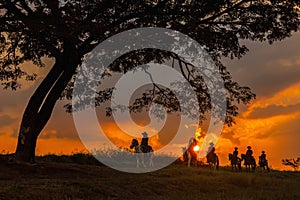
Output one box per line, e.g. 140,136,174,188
282,158,300,171
1,0,300,162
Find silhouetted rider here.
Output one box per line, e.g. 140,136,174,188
259,150,270,172
141,132,149,153
207,142,215,155
246,146,253,157
233,147,238,158
260,150,267,162
206,142,216,163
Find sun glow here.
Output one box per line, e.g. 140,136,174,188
193,145,200,152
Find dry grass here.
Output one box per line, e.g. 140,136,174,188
0,154,300,200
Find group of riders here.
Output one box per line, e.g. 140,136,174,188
185,138,270,172
130,133,270,172
229,146,270,172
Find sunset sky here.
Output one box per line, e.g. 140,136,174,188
1,32,300,170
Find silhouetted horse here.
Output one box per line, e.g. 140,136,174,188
241,154,256,172
229,153,242,172
182,146,197,167
182,138,198,167
259,156,270,172
130,139,154,168
206,151,219,170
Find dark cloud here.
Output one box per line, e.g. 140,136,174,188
38,100,80,140
9,128,19,138
255,132,274,139
248,103,300,119
0,114,16,127
221,130,240,145
225,32,300,98
258,115,300,154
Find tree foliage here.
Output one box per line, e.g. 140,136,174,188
282,158,300,171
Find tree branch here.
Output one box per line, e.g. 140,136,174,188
198,0,251,24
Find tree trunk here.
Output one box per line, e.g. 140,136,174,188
15,44,80,162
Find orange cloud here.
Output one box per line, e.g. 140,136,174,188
219,82,300,169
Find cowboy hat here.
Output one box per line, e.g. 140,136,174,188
142,132,148,137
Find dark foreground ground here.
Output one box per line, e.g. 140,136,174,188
0,155,300,200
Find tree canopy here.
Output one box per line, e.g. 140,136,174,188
1,0,300,162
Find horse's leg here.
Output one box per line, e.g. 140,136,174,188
265,162,270,172
141,154,146,168
187,152,191,167
149,152,154,167
136,155,139,168
235,164,238,172
238,163,242,172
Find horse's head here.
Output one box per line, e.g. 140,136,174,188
130,139,139,149
241,154,246,160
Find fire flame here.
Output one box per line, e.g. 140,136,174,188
193,145,200,152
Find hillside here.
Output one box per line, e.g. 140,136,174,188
0,156,300,200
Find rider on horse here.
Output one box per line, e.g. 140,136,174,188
260,151,266,160
206,142,216,162
206,142,219,170
244,146,256,171
259,150,270,172
229,147,241,171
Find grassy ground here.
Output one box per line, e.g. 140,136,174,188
0,154,300,200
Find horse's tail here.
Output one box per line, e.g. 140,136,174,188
148,145,153,153
252,156,256,168
216,155,219,170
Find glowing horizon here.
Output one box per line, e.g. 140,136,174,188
1,33,300,171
